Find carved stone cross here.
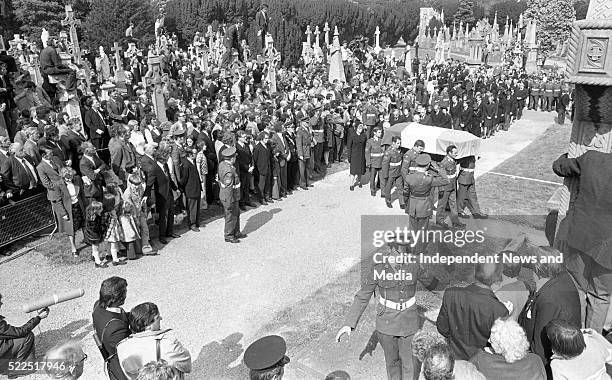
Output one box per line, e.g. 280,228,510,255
61,5,81,64
324,22,330,46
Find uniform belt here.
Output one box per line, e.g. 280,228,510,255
371,153,384,157
312,129,323,132
462,168,475,172
447,173,457,178
379,296,416,311
410,194,428,198
367,114,376,117
408,167,417,171
516,97,523,100
390,162,401,167
219,182,242,189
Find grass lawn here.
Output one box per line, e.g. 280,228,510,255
478,122,571,229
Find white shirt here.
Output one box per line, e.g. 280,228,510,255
19,157,38,187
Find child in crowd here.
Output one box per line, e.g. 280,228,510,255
119,200,141,260
102,186,127,266
83,201,106,268
123,173,153,253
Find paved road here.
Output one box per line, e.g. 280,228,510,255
0,110,554,379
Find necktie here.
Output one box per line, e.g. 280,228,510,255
22,159,37,188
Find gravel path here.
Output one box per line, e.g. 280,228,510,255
0,110,553,379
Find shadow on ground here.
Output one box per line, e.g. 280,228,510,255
243,209,282,235
36,318,92,357
189,332,248,379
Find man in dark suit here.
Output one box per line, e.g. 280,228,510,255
196,128,218,204
553,150,612,333
221,20,244,68
60,121,86,173
4,143,42,200
84,98,110,159
80,142,107,203
284,123,299,192
255,3,269,54
0,293,50,374
235,130,256,210
145,150,179,245
253,131,272,205
270,122,289,198
556,86,571,125
107,91,127,125
39,37,77,101
437,261,509,360
518,247,581,376
39,126,70,166
178,148,202,232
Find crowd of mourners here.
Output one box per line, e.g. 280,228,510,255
0,20,595,380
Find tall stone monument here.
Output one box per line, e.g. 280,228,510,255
61,5,81,65
264,34,281,94
550,0,612,216
418,8,438,44
145,55,168,122
111,42,126,86
328,26,346,84
324,22,330,47
524,19,538,74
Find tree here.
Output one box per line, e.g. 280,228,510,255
525,0,575,58
454,0,475,25
574,0,588,20
84,0,158,52
13,0,64,39
490,0,528,27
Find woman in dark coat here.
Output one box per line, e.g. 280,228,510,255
92,276,130,380
346,122,367,190
56,167,86,256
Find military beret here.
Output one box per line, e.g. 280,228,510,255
244,335,289,371
221,146,236,158
416,154,431,167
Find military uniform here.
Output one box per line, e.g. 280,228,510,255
403,155,449,235
435,155,462,227
362,103,379,137
365,136,385,196
343,242,438,380
218,147,242,242
552,80,561,112
528,78,537,110
457,156,485,218
382,146,405,208
544,81,554,112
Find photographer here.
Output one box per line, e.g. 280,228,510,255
0,293,49,372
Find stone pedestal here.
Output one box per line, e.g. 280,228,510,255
525,48,538,74
550,2,612,246
467,37,484,65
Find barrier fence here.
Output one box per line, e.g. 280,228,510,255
0,193,55,248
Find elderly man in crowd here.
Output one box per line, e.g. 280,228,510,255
437,260,510,360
